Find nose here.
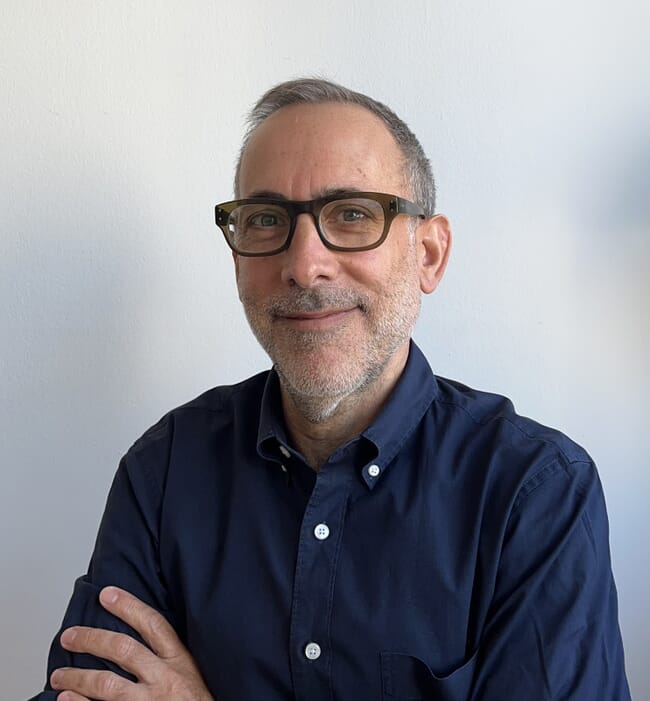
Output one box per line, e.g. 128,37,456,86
280,213,340,288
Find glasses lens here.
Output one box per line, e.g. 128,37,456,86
227,203,290,254
320,197,386,248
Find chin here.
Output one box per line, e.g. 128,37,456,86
275,350,378,399
274,360,372,423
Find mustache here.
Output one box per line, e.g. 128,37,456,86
267,287,369,316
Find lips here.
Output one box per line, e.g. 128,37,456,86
279,307,357,330
283,308,355,320
268,288,368,320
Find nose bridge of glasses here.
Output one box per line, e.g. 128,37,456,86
289,200,327,243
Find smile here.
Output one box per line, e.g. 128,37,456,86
278,308,357,330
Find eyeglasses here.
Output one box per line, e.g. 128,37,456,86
214,191,426,257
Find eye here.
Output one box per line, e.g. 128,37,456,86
249,212,281,227
325,203,376,227
340,208,367,223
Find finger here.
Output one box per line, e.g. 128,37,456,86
51,667,135,701
98,587,182,658
53,691,90,701
60,625,157,679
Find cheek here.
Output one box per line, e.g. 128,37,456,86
236,261,278,303
347,239,413,286
343,249,387,282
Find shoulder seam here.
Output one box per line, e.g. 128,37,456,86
433,398,585,465
513,458,594,513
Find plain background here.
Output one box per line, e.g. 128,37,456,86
2,1,648,698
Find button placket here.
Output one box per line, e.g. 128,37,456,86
288,465,353,700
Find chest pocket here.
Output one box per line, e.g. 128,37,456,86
381,651,477,701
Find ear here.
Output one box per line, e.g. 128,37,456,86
417,214,452,294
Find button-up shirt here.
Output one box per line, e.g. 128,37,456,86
32,343,630,700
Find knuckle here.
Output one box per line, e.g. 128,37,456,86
78,627,106,654
148,610,167,635
115,634,135,659
98,671,124,696
71,627,93,651
147,609,173,644
122,597,139,620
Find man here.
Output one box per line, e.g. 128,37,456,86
33,78,630,700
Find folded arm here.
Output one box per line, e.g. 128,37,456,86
49,586,212,701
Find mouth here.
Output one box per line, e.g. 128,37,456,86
266,288,367,333
278,307,358,330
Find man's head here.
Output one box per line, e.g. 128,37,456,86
226,78,451,423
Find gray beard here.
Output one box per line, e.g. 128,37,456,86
276,376,345,423
273,342,389,423
246,288,378,422
241,264,421,424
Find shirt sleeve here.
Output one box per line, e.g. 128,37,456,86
29,441,172,700
470,458,631,700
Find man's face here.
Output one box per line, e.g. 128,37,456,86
235,102,446,418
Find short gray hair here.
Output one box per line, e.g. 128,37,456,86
234,78,436,216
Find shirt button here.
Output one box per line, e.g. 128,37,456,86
313,523,330,540
304,642,321,660
279,445,291,459
368,464,381,478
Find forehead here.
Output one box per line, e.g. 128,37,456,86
238,102,406,199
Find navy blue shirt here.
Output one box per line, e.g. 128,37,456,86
33,343,630,700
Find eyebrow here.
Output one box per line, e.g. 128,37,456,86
245,187,366,201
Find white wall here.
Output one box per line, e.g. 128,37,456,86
2,1,648,698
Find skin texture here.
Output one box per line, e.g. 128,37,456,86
50,101,451,698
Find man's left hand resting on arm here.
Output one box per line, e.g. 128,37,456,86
49,586,213,701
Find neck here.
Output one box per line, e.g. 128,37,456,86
280,343,409,470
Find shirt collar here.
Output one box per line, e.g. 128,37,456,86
257,369,292,462
256,341,438,487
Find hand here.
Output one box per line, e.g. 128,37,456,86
50,586,214,701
